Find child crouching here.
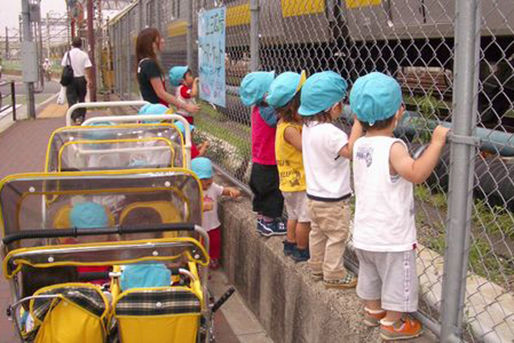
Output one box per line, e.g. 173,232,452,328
191,157,240,269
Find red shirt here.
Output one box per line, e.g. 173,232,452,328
191,143,200,159
251,106,277,165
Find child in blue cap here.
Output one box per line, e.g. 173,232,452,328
174,121,209,159
267,71,311,262
191,157,240,269
239,71,286,236
138,103,170,123
350,72,449,340
169,66,199,125
119,207,171,291
298,71,363,289
69,201,111,284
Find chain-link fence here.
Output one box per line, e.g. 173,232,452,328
107,1,513,341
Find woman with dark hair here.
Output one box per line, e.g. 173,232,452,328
136,28,200,114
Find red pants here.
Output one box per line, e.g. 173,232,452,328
208,227,221,260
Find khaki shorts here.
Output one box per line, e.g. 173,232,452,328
282,191,310,222
355,249,419,313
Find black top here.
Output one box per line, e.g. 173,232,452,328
137,58,163,104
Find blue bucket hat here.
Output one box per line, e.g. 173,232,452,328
191,157,213,179
266,71,307,109
298,71,348,116
174,121,195,136
120,263,171,291
83,121,114,141
169,66,189,87
349,72,402,125
69,202,108,229
239,71,275,107
138,103,169,123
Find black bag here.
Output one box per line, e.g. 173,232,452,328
60,51,74,86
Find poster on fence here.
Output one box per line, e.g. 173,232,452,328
198,7,226,107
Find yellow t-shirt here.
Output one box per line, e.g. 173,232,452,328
275,122,306,192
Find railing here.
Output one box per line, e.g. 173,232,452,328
0,80,17,121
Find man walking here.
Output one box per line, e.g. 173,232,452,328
61,37,92,124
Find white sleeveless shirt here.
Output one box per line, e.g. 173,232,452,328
352,136,417,252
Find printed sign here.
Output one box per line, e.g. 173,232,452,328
198,7,226,107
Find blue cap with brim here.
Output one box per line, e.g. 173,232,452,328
174,121,195,136
83,121,115,141
169,66,189,87
349,72,402,125
69,202,108,229
239,71,275,107
138,103,169,123
298,71,348,116
266,71,307,109
191,157,213,179
120,263,171,291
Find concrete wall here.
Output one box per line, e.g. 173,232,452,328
218,196,436,343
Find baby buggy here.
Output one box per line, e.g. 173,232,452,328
1,168,228,343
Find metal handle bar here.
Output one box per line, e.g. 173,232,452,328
2,223,195,245
65,100,149,126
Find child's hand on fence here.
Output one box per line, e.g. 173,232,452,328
432,125,450,147
224,187,241,198
194,77,200,84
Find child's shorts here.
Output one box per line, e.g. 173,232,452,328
355,248,418,313
282,191,310,222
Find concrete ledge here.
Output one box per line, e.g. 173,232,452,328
219,196,435,343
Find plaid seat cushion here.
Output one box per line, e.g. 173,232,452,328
115,288,201,316
32,285,107,322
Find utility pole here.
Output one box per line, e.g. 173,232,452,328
87,0,97,101
21,0,36,119
5,27,9,59
46,12,50,59
18,15,22,42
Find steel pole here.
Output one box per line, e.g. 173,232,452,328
440,0,481,341
5,27,9,59
46,13,50,59
249,0,259,71
21,0,36,119
139,0,144,31
186,0,193,68
87,0,97,101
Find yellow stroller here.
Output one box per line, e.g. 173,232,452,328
0,169,231,343
45,121,190,172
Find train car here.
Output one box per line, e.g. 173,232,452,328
110,0,513,124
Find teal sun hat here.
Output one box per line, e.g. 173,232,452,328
169,66,189,87
174,121,195,136
266,71,307,109
120,263,171,291
239,71,275,107
82,120,115,141
191,157,213,179
298,71,348,116
349,72,402,125
69,202,108,229
138,103,169,124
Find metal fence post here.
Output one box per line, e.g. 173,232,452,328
440,0,481,341
139,0,144,31
186,0,193,68
249,0,260,71
11,80,16,121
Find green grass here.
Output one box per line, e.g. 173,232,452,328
196,101,251,156
414,184,514,287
